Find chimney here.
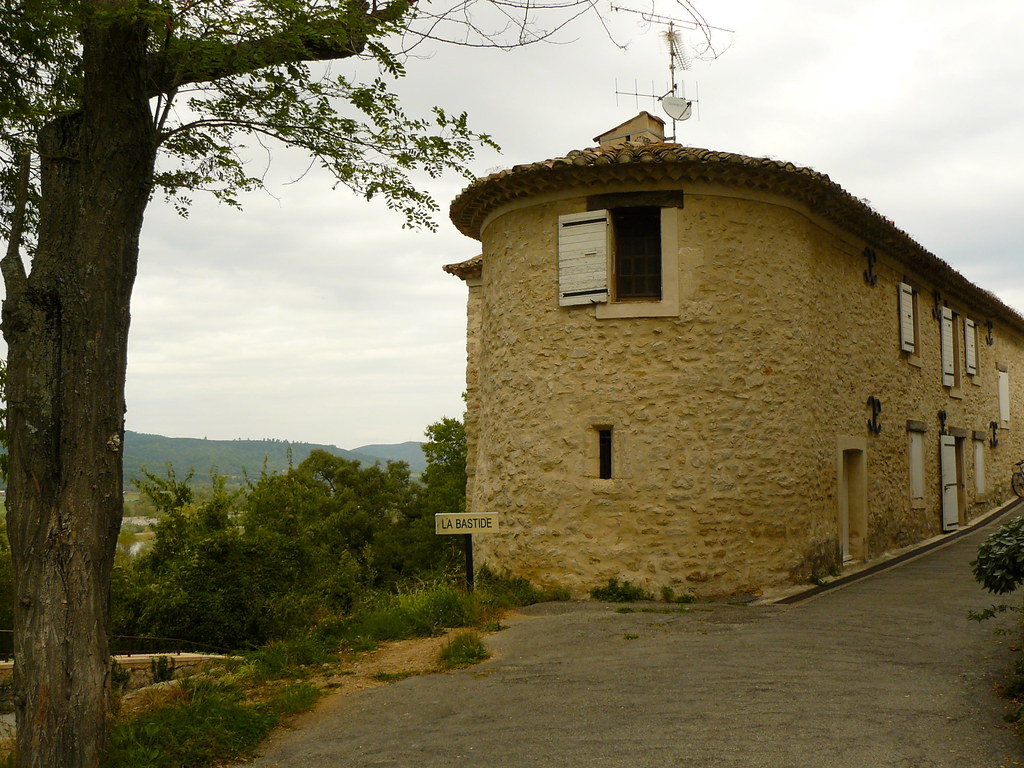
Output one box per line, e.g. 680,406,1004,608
593,112,667,148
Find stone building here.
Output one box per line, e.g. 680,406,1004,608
445,113,1024,598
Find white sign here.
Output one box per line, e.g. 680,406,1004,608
435,513,499,535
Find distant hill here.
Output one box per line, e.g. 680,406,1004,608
354,442,429,469
123,431,427,486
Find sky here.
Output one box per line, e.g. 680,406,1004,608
124,0,1024,448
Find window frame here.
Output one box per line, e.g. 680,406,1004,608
597,427,613,479
557,193,682,319
609,206,663,302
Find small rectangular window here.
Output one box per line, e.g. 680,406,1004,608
598,428,613,479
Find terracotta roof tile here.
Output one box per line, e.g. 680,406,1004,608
442,255,482,281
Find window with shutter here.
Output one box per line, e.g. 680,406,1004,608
974,438,986,495
964,318,978,375
898,283,916,353
908,430,925,499
558,203,678,317
611,207,662,300
999,369,1010,424
558,211,609,306
940,307,956,387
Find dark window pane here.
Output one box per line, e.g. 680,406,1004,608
612,207,661,300
598,429,613,479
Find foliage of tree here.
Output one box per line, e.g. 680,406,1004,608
973,515,1024,595
420,416,468,515
113,435,464,649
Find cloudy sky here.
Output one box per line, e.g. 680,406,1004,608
125,0,1024,448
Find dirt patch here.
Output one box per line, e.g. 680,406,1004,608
252,625,500,752
318,629,471,696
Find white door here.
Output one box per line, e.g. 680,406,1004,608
940,435,959,532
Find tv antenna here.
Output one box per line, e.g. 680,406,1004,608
612,6,729,140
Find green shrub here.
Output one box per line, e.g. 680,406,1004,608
591,578,653,602
438,631,490,669
110,660,132,693
244,635,337,679
973,515,1024,595
105,676,322,768
150,656,175,685
105,679,275,768
343,583,476,645
659,586,698,604
475,566,569,607
265,682,321,716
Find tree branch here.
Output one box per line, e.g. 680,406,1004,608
1,152,30,297
145,1,412,96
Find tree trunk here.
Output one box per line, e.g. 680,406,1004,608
1,7,155,767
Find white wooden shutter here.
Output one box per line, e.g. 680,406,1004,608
898,283,916,353
974,438,986,495
939,435,959,532
909,431,925,499
940,307,955,386
964,318,977,375
558,211,609,306
999,370,1010,423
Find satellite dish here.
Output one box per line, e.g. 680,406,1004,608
662,96,693,121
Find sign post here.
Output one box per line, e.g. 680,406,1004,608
435,513,499,592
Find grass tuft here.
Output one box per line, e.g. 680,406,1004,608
591,577,653,602
438,631,490,669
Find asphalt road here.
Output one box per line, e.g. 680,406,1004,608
250,515,1024,768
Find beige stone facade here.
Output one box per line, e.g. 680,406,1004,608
446,116,1024,598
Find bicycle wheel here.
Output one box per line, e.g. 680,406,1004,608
1013,471,1024,498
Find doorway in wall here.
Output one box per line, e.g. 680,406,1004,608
939,434,965,531
838,442,868,562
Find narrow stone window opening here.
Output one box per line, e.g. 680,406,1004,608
597,428,613,479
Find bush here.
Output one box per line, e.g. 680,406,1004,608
475,565,569,607
973,515,1024,594
243,635,338,678
341,583,476,646
591,578,653,602
150,656,175,685
105,675,322,768
105,679,275,768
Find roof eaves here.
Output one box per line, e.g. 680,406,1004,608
448,144,1024,333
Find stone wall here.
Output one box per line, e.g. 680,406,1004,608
461,182,1024,598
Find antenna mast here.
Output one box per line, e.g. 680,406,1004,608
612,5,715,141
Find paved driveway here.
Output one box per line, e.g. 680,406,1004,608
251,514,1024,768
